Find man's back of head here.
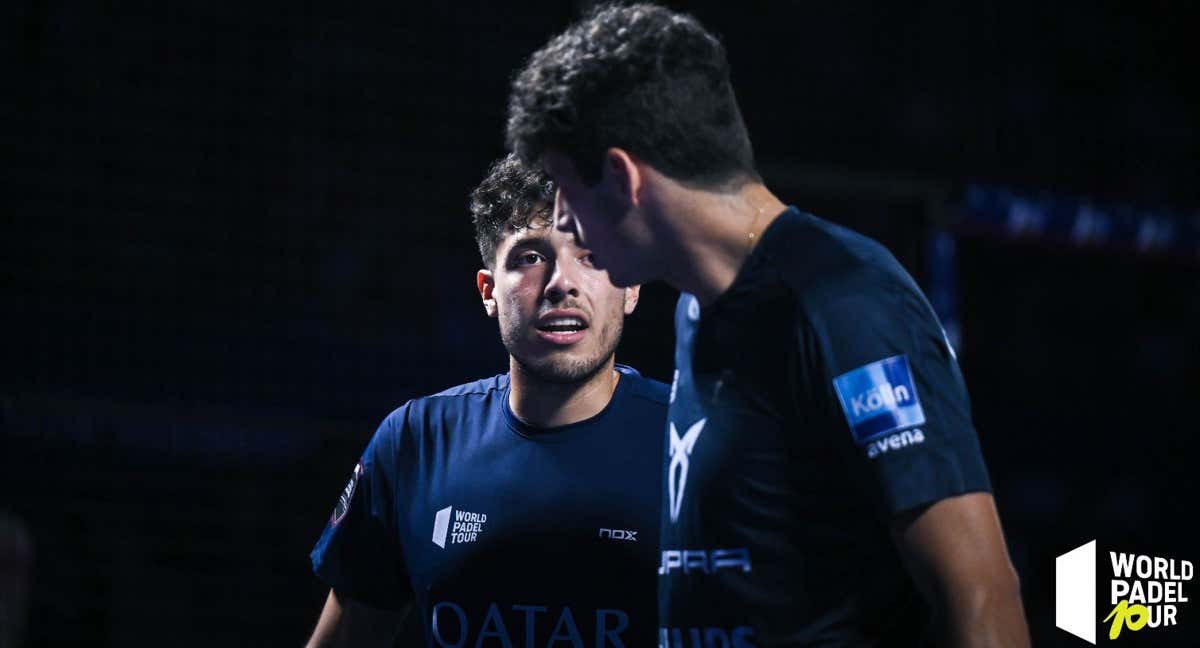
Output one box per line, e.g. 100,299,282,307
506,2,759,191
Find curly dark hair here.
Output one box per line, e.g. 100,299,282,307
470,153,557,268
506,2,758,188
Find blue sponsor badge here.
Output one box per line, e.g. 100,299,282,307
833,355,926,444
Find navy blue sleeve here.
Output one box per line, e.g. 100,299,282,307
807,269,992,516
309,406,410,609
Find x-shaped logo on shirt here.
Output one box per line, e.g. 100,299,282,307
668,418,706,524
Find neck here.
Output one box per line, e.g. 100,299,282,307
654,181,787,306
508,356,621,428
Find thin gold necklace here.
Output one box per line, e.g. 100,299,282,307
746,204,766,252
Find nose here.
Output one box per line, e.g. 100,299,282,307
543,257,581,303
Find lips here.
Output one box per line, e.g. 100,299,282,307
535,309,590,345
537,316,587,332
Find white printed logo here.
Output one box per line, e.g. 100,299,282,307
865,428,926,459
330,462,363,526
941,324,958,360
668,419,705,523
1055,539,1194,643
599,528,638,541
658,548,752,575
432,506,488,548
849,382,913,418
432,506,453,548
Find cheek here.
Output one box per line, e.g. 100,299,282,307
496,278,538,321
586,284,628,324
500,289,525,319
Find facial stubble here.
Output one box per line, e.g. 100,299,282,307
500,299,624,385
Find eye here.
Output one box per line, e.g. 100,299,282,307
579,253,596,268
515,251,545,267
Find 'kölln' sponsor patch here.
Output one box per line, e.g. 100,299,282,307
833,355,926,444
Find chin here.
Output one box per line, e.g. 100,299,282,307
517,352,609,385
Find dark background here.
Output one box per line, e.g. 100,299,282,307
4,0,1198,645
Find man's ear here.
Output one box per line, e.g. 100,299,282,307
477,269,498,318
603,147,643,208
622,285,641,315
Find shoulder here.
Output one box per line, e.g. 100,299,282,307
763,210,925,322
363,375,508,471
412,373,508,410
421,373,508,402
615,364,670,407
377,374,509,437
769,210,910,295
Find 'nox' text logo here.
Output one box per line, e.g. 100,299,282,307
599,528,638,541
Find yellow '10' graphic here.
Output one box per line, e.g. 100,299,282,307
1103,600,1149,640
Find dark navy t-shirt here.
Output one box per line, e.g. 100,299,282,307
312,365,668,647
659,209,992,647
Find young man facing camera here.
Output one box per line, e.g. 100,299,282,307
306,155,667,647
508,4,1029,647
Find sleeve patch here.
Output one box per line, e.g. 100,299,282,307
833,355,926,445
331,462,364,526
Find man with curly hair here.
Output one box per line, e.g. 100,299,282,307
507,4,1029,647
306,154,667,647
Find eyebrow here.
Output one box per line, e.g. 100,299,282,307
503,233,552,254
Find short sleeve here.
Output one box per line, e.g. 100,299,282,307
807,270,992,517
309,407,410,609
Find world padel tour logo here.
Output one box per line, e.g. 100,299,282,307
1056,540,1194,643
432,506,489,548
